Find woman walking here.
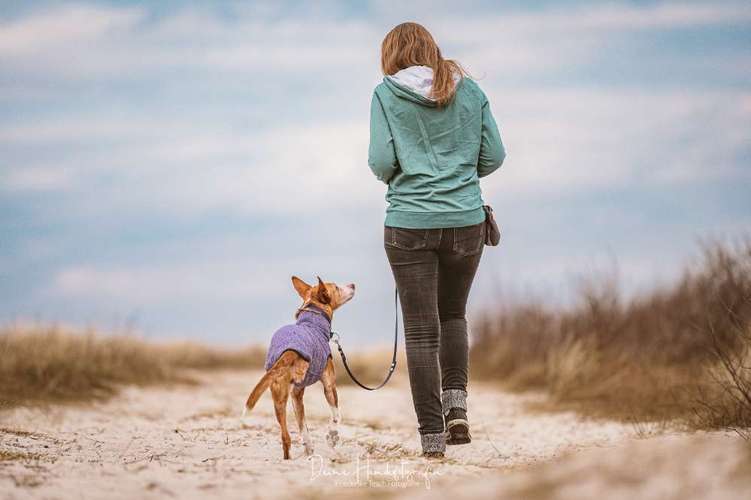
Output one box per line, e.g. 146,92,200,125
368,22,506,458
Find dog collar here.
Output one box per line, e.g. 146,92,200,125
295,302,332,322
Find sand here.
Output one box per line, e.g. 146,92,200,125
1,369,748,499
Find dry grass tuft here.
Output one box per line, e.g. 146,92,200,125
471,239,751,433
0,450,43,462
0,326,264,407
692,322,751,438
0,320,408,407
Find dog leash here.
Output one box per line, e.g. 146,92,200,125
329,288,399,390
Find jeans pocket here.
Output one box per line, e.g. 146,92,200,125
384,226,429,250
452,223,484,256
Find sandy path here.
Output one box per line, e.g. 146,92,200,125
0,370,745,499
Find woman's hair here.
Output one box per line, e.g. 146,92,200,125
380,22,468,107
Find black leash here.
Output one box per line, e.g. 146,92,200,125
329,288,399,390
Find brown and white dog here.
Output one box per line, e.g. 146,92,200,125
243,276,355,459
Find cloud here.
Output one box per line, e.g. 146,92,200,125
2,0,750,342
1,117,377,217
0,4,143,54
0,3,380,81
3,1,749,83
436,2,751,38
4,86,747,216
481,87,751,199
51,261,283,303
2,166,73,192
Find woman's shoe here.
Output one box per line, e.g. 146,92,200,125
446,408,471,445
442,389,471,445
423,451,445,459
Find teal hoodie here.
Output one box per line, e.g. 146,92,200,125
368,65,506,229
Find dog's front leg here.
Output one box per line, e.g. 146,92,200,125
291,385,313,456
320,358,340,447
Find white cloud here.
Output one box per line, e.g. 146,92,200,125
435,2,751,39
0,4,143,55
0,3,380,80
3,2,749,82
51,261,286,303
0,115,192,144
3,85,748,215
1,116,379,215
1,166,74,192
3,1,750,343
481,87,751,199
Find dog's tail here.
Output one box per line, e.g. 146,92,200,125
244,351,297,414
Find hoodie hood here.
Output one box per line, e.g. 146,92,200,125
384,65,462,107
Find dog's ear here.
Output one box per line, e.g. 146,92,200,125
291,276,311,298
316,276,331,304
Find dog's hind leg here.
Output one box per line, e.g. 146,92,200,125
270,371,292,459
291,385,313,456
320,357,340,448
289,356,313,455
244,351,298,415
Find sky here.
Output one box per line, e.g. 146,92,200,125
1,0,750,347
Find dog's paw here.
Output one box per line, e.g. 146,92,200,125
326,429,339,448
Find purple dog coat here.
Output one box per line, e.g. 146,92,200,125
264,305,332,387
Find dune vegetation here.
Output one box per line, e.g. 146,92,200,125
0,327,265,407
470,240,751,436
0,323,402,408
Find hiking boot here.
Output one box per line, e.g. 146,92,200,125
445,407,471,445
442,389,471,445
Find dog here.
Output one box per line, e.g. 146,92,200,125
243,276,355,459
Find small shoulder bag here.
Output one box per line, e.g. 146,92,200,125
483,205,501,246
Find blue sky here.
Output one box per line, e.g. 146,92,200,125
1,0,750,346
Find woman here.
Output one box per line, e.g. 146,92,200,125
368,22,506,458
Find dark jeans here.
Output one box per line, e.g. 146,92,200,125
384,222,484,437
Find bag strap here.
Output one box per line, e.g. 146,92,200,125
329,288,399,391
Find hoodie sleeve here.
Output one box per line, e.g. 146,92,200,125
368,91,399,184
477,92,506,178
